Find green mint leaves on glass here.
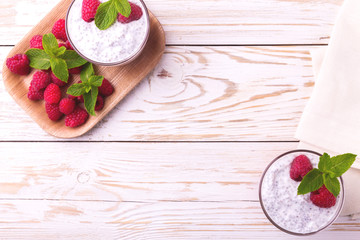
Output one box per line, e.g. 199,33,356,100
298,153,356,197
95,0,131,30
66,63,104,116
25,33,87,82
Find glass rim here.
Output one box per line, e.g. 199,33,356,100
65,0,150,66
258,149,345,236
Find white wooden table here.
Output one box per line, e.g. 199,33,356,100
1,0,359,239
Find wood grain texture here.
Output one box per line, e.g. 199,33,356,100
0,142,294,201
2,0,165,138
1,45,316,141
0,201,358,239
0,0,343,45
0,142,359,239
3,0,358,238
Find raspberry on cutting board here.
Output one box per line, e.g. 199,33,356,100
65,106,89,127
77,95,84,103
30,71,51,91
58,40,74,50
6,54,30,75
65,40,74,50
52,19,67,41
68,66,82,74
95,95,104,111
44,83,62,104
98,78,114,96
45,102,63,121
27,85,44,101
30,35,43,49
59,98,76,115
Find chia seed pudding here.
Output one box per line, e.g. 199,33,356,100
259,150,344,235
66,0,150,65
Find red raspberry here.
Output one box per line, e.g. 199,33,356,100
59,98,76,115
66,40,74,50
44,83,61,104
52,19,67,41
95,95,104,111
68,94,77,100
45,102,63,121
290,155,313,181
69,66,82,74
310,185,337,208
77,95,84,103
65,106,89,127
30,71,51,91
117,2,143,23
50,71,67,87
6,54,30,75
30,35,43,49
58,40,74,50
98,78,114,96
58,42,67,49
27,85,44,101
82,0,101,22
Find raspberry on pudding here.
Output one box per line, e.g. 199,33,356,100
290,154,313,181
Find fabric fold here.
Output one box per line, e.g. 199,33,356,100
296,0,360,217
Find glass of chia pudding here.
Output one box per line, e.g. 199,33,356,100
65,0,150,66
259,149,345,236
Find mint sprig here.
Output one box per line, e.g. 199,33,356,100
26,49,51,69
95,0,131,30
25,33,87,82
298,153,356,197
66,63,104,116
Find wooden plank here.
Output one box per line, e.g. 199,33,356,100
0,45,316,141
0,0,343,45
0,200,358,239
0,142,359,239
0,142,298,201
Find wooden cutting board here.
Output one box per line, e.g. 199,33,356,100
2,0,165,138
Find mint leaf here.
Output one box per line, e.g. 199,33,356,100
318,152,330,173
115,0,131,18
42,33,59,57
25,49,51,70
95,0,118,30
324,174,340,197
67,83,87,96
327,153,357,177
72,62,104,115
89,75,104,87
83,86,98,116
53,46,66,57
59,50,87,69
297,168,323,195
84,84,92,93
50,57,69,83
80,62,95,83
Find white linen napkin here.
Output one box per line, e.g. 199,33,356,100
296,0,360,217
